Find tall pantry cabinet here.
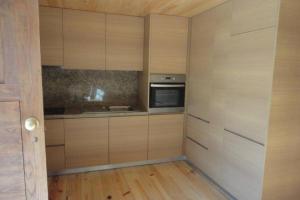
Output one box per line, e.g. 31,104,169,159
186,0,300,199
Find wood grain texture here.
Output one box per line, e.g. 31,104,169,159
39,0,228,17
45,119,65,146
106,14,144,71
46,146,65,172
148,14,188,74
48,161,227,200
231,0,279,35
186,115,210,148
188,8,216,120
0,1,48,199
63,9,106,70
65,118,109,168
262,1,300,199
220,131,265,200
109,116,148,163
0,102,25,200
39,6,63,66
149,114,184,160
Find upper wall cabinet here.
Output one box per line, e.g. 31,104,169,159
147,15,188,74
63,9,106,70
106,14,144,71
39,7,63,66
231,0,279,34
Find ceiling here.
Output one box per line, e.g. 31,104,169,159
39,0,227,17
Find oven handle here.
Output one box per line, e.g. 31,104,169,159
150,84,185,88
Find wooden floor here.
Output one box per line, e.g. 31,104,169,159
48,161,228,200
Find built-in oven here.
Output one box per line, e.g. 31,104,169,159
149,74,185,113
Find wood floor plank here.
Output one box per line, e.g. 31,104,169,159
48,161,227,200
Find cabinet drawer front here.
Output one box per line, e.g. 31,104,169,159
65,118,109,168
46,146,65,172
109,116,148,163
231,0,279,34
149,114,184,160
186,115,210,148
45,119,65,146
220,131,265,200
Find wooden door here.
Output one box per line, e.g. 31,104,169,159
106,14,144,71
39,6,63,66
149,114,184,160
149,14,188,74
63,9,106,70
0,1,48,199
65,118,109,168
109,116,148,163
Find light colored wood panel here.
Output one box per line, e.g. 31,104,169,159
188,9,215,120
48,161,227,200
220,132,265,200
149,114,184,160
186,115,210,147
63,9,105,70
149,14,188,74
39,6,63,66
262,1,300,199
39,0,228,17
231,0,278,35
109,116,148,163
46,146,65,172
0,102,25,200
224,28,277,144
65,118,109,168
45,119,64,146
106,14,144,71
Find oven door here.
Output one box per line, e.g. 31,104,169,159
149,83,185,112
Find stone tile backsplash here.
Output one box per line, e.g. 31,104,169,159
42,67,138,108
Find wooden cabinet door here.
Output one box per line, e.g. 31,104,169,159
109,116,148,163
220,131,265,200
149,15,188,74
39,6,63,66
65,118,109,168
0,1,48,199
231,0,279,35
45,119,64,146
224,28,276,144
46,146,65,172
106,14,144,71
188,9,215,120
63,9,106,70
149,114,184,160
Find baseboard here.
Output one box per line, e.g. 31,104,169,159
48,155,187,176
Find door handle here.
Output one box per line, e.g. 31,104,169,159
24,117,40,132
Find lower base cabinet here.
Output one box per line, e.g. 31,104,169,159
148,114,184,160
46,146,65,171
109,116,148,163
65,118,109,168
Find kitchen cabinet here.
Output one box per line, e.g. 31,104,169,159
224,28,276,144
186,115,210,148
220,131,265,200
39,6,63,66
147,14,188,74
149,114,184,160
63,9,106,70
188,9,215,120
106,14,144,71
65,118,109,168
109,116,148,163
231,0,279,35
46,146,65,172
44,119,64,146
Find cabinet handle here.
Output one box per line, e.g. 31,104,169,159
224,129,265,147
187,137,209,150
188,114,210,124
